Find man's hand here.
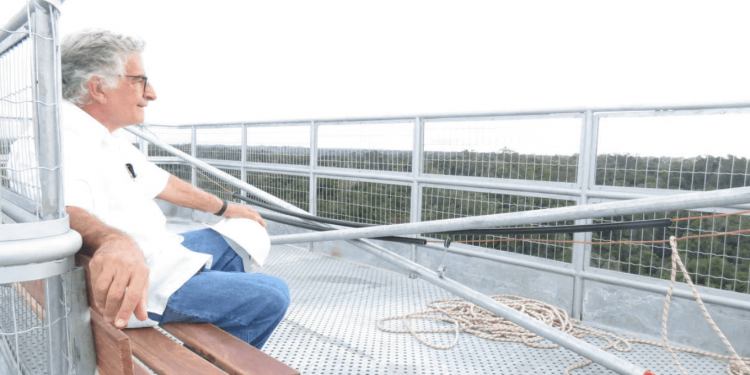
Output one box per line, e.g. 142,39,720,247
88,234,150,328
68,206,150,329
223,203,267,227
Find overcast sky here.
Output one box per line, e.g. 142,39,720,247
2,1,749,156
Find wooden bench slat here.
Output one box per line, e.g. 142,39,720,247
161,322,300,375
124,327,226,375
90,308,135,375
133,362,151,375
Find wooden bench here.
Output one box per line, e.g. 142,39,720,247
76,254,299,375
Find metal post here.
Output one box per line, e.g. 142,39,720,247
240,124,247,196
308,121,318,251
409,117,424,277
63,267,96,375
45,274,68,375
138,125,146,154
309,121,318,215
126,126,649,375
30,0,63,221
190,125,197,187
571,110,594,319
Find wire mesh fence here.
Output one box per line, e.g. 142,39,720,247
195,167,241,203
246,171,309,212
423,118,582,183
142,108,750,300
156,163,192,183
317,122,413,172
595,113,750,191
0,274,72,375
246,124,310,165
316,177,411,225
196,127,242,161
145,126,191,157
1,37,41,210
590,209,750,294
421,187,576,263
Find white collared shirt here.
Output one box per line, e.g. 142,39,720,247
60,101,212,326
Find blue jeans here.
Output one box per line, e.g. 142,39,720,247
148,228,290,349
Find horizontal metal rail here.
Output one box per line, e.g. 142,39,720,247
146,102,750,127
271,186,750,244
129,126,649,375
143,157,750,211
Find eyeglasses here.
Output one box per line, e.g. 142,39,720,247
121,75,149,91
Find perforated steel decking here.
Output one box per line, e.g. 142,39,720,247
260,244,727,375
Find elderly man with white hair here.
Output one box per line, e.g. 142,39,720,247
59,29,289,349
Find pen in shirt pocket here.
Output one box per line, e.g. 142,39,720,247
126,163,136,180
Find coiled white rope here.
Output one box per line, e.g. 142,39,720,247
378,238,750,374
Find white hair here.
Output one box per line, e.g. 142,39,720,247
61,29,145,106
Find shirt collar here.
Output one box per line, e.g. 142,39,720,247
61,100,113,143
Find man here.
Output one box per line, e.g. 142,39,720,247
59,29,289,349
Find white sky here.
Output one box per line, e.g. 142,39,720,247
2,0,749,156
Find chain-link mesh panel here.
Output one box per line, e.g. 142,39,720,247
316,178,411,225
590,209,750,294
317,122,413,172
423,118,581,183
246,125,310,165
421,187,576,262
246,171,309,212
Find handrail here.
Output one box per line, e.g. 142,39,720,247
271,186,750,245
0,6,28,45
143,102,750,127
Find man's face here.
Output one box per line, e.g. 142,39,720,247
101,53,157,130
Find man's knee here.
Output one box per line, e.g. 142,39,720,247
256,275,290,317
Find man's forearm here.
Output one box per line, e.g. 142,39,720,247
156,174,266,227
156,174,224,214
67,206,136,257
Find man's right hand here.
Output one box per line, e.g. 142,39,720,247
67,206,151,329
88,234,150,329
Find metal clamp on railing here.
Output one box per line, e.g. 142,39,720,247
436,237,451,278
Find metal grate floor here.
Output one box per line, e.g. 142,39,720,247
260,244,728,375
0,285,49,375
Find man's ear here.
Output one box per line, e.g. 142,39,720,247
87,76,108,104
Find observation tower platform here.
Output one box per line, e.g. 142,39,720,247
2,3,750,373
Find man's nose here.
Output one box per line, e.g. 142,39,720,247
144,82,157,101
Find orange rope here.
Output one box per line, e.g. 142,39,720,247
426,228,750,246
191,166,234,195
671,209,750,222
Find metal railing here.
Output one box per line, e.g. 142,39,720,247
0,1,88,374
139,105,750,295
131,111,750,375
